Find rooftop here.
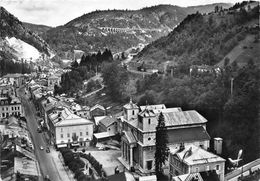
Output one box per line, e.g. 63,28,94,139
167,126,210,144
49,107,93,127
123,131,136,144
170,144,225,166
140,104,166,111
3,73,24,78
99,116,117,127
123,99,138,110
94,131,116,139
163,110,208,127
90,104,106,111
14,157,40,177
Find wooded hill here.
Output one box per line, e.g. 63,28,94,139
42,3,231,57
134,1,259,72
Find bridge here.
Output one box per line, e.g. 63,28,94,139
225,158,260,181
98,27,163,34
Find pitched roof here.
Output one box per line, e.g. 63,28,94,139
99,116,116,127
3,73,24,78
94,116,107,125
49,107,93,127
139,109,156,117
167,126,210,144
170,144,225,166
140,104,166,111
94,131,116,139
90,104,106,111
164,110,208,127
172,173,203,181
123,99,138,109
123,131,136,144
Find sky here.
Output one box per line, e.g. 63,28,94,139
0,0,245,27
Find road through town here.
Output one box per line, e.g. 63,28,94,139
17,87,68,181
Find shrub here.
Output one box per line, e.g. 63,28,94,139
79,153,105,177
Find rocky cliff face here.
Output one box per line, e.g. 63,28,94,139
0,6,51,56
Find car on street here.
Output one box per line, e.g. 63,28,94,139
46,147,50,153
40,146,44,150
44,175,50,181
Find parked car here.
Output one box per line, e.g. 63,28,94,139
46,147,50,153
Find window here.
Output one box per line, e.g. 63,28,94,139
6,107,8,111
195,167,199,172
148,118,151,124
67,133,70,138
80,132,82,136
216,165,220,170
17,106,20,110
147,160,153,170
148,137,151,141
2,113,5,117
175,170,179,176
15,107,17,110
61,128,63,132
61,134,63,138
132,110,134,115
12,107,14,111
2,108,4,111
206,165,210,171
86,132,88,135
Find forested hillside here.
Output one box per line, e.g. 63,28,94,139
44,3,231,57
99,2,260,165
134,2,259,71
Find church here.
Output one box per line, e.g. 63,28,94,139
118,99,211,174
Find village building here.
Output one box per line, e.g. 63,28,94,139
0,96,24,119
169,144,225,181
93,116,118,142
0,83,15,96
2,73,25,87
71,103,90,119
47,107,94,148
98,116,117,135
47,75,61,89
118,100,210,174
90,104,106,118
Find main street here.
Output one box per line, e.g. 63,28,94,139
17,87,71,181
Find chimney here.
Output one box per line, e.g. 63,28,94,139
179,143,185,152
214,137,223,155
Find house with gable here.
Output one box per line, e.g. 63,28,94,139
169,144,225,181
118,100,210,174
47,107,94,148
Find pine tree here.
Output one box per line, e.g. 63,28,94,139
155,112,169,178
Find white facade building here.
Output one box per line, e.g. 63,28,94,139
48,107,94,148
